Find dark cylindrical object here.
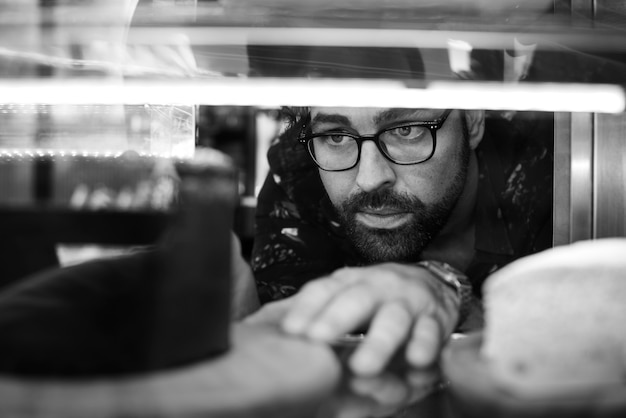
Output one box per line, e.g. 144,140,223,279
0,151,238,377
140,157,237,369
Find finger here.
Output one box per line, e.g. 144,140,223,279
282,267,374,335
329,394,379,418
405,365,441,388
244,298,294,326
282,276,352,335
349,300,412,376
349,373,409,406
405,315,442,368
301,283,379,341
403,368,445,404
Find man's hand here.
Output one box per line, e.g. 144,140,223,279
324,366,442,418
280,263,461,376
230,233,260,321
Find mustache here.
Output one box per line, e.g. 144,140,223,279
340,188,424,214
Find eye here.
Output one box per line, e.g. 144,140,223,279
317,133,353,146
329,134,347,143
388,125,426,139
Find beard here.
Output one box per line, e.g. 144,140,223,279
335,141,470,264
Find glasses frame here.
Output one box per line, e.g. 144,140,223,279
298,109,453,172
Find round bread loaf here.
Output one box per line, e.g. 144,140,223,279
481,238,626,397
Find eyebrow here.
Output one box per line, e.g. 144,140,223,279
310,113,352,127
373,108,436,125
310,108,444,130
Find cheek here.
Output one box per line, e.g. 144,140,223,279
319,170,353,206
397,169,439,203
400,147,463,202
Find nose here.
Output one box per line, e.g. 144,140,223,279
355,141,396,192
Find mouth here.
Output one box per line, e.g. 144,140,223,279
355,207,413,229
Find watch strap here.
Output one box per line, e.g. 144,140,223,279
415,260,473,327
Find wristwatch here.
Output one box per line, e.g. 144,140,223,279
415,260,473,325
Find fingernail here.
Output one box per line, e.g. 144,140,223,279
349,351,380,376
407,343,435,367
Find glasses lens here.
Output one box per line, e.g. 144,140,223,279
379,125,433,163
309,134,358,170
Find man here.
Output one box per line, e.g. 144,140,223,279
247,46,554,376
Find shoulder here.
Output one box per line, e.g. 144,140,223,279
479,111,554,177
477,112,554,256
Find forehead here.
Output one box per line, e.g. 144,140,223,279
309,107,442,126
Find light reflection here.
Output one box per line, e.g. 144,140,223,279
0,148,178,159
0,79,622,113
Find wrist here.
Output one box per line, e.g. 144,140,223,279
415,260,473,328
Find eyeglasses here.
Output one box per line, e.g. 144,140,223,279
299,109,453,172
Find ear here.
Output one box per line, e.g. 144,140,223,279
464,110,485,150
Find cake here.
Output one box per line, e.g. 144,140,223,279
481,238,626,397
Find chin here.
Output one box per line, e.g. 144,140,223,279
349,224,430,264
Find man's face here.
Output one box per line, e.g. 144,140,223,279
311,107,474,263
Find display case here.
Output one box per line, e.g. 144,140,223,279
1,0,626,415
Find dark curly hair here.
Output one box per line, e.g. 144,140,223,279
247,45,427,139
